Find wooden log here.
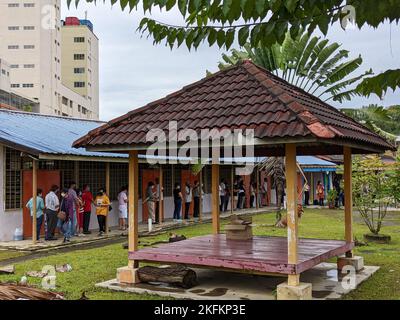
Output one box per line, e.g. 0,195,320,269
137,265,197,288
0,265,15,274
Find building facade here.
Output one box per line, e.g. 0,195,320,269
0,0,99,119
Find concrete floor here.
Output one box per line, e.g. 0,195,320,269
96,263,379,300
0,207,273,252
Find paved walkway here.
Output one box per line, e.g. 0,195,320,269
0,207,276,252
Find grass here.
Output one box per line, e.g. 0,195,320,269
0,250,26,262
0,208,399,300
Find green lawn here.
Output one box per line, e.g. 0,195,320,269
0,208,399,300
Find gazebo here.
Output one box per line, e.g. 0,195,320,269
73,61,394,299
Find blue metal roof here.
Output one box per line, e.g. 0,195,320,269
0,110,126,158
296,156,336,167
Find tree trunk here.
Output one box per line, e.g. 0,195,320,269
137,265,197,288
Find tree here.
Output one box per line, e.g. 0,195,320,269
341,105,399,140
352,155,392,235
215,30,372,103
70,0,400,99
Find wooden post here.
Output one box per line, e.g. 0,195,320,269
105,162,110,234
159,165,164,223
128,150,139,268
344,146,353,258
230,165,234,214
211,164,220,234
32,159,38,244
199,167,203,222
285,144,299,286
310,172,314,204
256,166,260,210
74,161,79,187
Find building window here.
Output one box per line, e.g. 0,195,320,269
8,3,20,7
1,69,6,75
23,64,35,68
79,161,106,195
11,84,20,88
24,3,35,7
23,26,35,30
62,96,68,105
5,147,22,210
74,37,85,43
74,67,85,74
82,107,87,115
110,163,128,200
74,82,85,88
8,45,19,49
163,165,172,197
73,54,85,60
10,64,19,68
69,101,73,108
22,83,34,88
8,26,19,30
24,45,35,49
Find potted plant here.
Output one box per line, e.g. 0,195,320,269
327,189,338,209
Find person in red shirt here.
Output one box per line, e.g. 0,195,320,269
81,184,94,234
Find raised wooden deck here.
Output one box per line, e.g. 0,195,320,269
129,235,354,275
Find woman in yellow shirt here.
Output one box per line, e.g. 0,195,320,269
95,189,110,236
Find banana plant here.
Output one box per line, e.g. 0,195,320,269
217,30,372,103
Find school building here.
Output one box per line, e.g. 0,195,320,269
0,109,337,241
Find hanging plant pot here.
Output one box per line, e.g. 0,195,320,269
363,233,391,244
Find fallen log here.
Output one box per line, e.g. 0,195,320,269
138,265,197,289
0,265,14,274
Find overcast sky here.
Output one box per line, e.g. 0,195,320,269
63,1,400,121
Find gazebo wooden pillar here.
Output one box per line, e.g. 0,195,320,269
211,163,220,234
32,159,38,244
117,150,140,283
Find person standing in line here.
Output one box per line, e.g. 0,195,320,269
237,179,245,209
316,180,325,207
26,188,45,241
233,178,239,210
44,185,59,241
76,189,85,236
155,178,163,224
146,181,156,223
59,189,72,243
224,181,230,212
250,182,256,208
219,179,226,212
173,183,183,221
304,182,310,206
67,181,81,237
95,189,110,236
184,181,192,220
81,184,94,234
192,180,201,220
117,186,128,230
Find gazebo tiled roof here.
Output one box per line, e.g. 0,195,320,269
73,60,394,155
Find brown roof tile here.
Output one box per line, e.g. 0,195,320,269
73,61,395,153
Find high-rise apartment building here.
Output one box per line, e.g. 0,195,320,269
61,17,99,116
0,0,99,119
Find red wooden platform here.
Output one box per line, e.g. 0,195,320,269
129,235,354,275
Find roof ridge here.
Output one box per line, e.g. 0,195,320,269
73,63,243,148
240,61,336,139
0,109,105,124
243,61,388,142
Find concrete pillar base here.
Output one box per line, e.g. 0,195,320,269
116,266,141,284
337,255,364,272
276,282,312,300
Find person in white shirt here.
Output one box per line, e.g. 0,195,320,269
219,180,226,212
44,185,60,241
184,181,192,220
117,186,128,230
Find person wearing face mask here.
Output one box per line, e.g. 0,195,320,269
173,183,183,222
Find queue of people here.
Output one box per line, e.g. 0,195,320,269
26,182,117,243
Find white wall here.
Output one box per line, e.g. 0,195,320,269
0,146,23,241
